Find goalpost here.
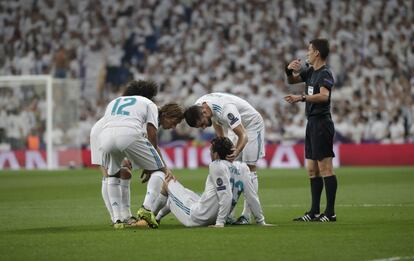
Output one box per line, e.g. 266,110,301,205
0,75,83,170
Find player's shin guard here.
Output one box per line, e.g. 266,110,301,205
107,177,123,222
101,177,114,222
241,172,259,220
142,171,165,210
120,178,132,221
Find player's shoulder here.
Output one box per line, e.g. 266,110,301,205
209,160,230,172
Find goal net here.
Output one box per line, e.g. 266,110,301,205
0,75,84,170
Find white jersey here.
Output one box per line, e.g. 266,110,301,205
101,95,158,134
190,160,233,226
195,93,263,132
228,161,265,224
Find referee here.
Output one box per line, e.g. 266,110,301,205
284,38,338,222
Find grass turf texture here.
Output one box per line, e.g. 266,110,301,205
0,167,413,261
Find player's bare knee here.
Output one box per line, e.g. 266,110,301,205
247,164,256,172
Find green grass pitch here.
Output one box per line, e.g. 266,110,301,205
0,167,413,261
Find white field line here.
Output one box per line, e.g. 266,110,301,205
368,256,414,261
264,203,414,208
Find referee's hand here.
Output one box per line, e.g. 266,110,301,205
284,95,302,104
287,59,302,72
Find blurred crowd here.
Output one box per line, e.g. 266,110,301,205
0,0,413,150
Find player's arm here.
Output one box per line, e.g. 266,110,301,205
227,124,248,161
285,59,303,84
210,163,232,227
223,106,247,161
212,121,225,137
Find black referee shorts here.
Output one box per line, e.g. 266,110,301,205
305,115,335,161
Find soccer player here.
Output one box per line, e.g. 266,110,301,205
284,38,338,222
184,92,265,225
152,137,234,227
90,80,183,228
228,160,267,225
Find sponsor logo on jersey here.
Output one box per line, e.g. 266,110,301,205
227,113,239,125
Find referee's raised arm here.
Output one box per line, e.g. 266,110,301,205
285,59,303,84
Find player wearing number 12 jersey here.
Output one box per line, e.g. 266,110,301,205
92,80,183,228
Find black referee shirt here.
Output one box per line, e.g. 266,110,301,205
299,65,334,118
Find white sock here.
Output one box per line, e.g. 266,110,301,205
120,178,132,221
156,199,171,221
152,193,168,215
142,171,164,210
241,172,259,219
101,177,114,222
107,177,122,222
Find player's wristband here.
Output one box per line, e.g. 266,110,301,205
285,65,293,76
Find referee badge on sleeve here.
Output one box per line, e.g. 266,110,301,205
307,86,314,95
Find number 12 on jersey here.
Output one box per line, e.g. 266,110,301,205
111,97,137,116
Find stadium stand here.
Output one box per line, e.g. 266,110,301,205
0,0,413,150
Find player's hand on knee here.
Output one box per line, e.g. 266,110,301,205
164,168,176,182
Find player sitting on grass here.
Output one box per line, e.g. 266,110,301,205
151,137,234,227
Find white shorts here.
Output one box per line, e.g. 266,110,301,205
167,181,201,227
99,127,164,175
228,125,265,165
90,122,103,165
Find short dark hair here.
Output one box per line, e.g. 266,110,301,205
123,80,158,100
159,103,184,123
310,38,330,60
211,137,234,160
184,106,203,127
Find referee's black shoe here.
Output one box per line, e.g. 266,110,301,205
293,212,319,222
316,213,337,222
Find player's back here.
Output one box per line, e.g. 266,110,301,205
228,161,251,209
195,93,262,130
101,95,158,135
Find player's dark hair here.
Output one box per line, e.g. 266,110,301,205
159,103,184,123
123,80,158,100
184,106,203,127
310,38,330,60
211,137,234,160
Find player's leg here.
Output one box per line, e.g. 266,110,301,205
143,171,165,212
100,167,115,224
99,130,126,228
237,128,264,224
119,161,134,224
125,138,165,228
317,157,337,222
167,180,200,227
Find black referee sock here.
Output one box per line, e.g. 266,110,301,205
310,177,323,215
324,175,338,216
